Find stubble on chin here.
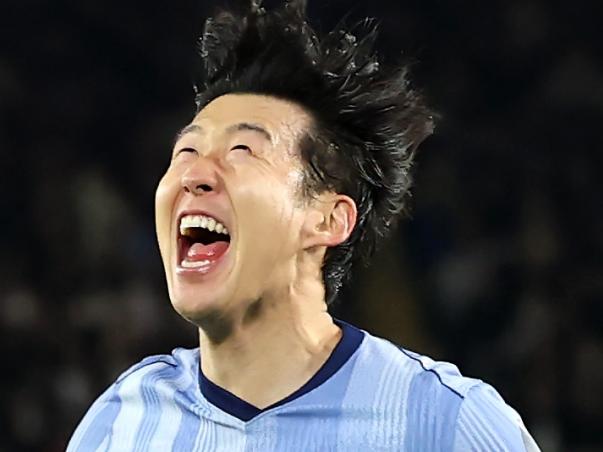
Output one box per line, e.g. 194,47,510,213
193,297,265,345
196,309,235,345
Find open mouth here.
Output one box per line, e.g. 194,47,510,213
177,213,231,273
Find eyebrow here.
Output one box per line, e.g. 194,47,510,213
226,122,272,143
173,124,202,145
174,122,272,145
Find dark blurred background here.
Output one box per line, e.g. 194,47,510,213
1,0,602,450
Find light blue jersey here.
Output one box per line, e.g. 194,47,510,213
67,321,540,451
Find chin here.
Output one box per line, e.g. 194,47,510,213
165,245,237,319
170,292,223,324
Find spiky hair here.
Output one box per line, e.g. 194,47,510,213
194,0,435,304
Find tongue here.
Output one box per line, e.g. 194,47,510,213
186,241,229,261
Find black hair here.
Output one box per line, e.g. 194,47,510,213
194,0,435,304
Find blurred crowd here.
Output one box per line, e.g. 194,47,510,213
1,0,601,450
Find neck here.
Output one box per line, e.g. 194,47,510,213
197,278,341,409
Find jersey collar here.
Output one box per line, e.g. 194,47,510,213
198,319,365,421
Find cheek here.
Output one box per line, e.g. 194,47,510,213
235,170,303,250
155,170,180,257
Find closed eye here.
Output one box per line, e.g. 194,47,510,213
173,147,198,159
177,147,198,155
231,144,252,153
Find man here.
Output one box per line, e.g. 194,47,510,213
68,0,540,450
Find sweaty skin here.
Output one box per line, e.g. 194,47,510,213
155,93,357,408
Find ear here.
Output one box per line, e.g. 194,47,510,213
301,193,357,250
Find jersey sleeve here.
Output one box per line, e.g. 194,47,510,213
453,383,541,452
66,380,121,451
65,353,179,451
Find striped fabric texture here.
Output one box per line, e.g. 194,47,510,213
67,322,540,451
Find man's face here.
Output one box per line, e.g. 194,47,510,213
155,94,314,323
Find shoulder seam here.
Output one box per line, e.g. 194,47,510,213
115,354,178,384
396,346,465,400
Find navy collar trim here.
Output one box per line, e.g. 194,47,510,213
198,319,365,422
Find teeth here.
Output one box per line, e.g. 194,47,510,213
181,259,211,268
179,214,230,236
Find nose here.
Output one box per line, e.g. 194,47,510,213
181,158,219,195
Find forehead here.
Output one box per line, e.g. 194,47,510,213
192,93,313,145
